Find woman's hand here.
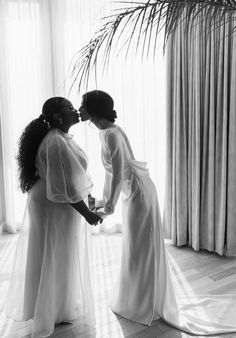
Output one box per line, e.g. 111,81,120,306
85,211,103,226
94,210,108,218
70,200,103,225
88,194,105,212
104,202,114,214
95,199,104,209
88,194,96,211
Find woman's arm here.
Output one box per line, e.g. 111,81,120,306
43,134,102,225
104,132,124,214
70,200,102,225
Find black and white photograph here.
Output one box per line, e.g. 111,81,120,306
0,1,236,337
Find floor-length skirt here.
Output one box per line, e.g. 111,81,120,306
110,164,236,335
6,179,94,337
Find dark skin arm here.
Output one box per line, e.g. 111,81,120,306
70,200,103,225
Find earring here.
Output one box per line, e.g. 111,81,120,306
59,118,63,125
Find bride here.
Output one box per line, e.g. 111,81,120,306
79,89,236,335
6,97,102,338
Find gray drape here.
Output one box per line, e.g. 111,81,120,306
163,13,236,255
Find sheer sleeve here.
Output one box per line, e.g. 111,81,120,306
40,133,92,203
104,131,124,214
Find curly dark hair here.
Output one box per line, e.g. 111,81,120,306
17,97,66,193
82,90,117,122
17,118,50,193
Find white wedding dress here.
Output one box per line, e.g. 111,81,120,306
100,125,236,335
6,129,94,338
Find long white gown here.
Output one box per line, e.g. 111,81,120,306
6,129,95,338
100,125,236,335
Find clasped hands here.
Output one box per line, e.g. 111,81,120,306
88,194,111,224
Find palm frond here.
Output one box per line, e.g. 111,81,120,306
69,0,236,93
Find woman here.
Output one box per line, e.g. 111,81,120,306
6,97,102,337
79,90,236,335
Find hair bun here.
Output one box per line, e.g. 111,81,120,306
112,110,117,118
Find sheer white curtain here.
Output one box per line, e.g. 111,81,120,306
0,0,166,233
0,0,54,232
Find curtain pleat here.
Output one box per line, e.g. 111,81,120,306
164,12,236,255
227,30,236,255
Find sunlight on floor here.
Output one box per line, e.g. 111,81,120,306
168,252,195,296
1,233,236,338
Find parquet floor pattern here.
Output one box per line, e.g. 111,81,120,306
1,232,236,338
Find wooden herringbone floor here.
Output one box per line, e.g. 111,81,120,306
1,232,236,338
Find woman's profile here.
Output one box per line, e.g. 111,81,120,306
6,97,102,337
79,89,236,336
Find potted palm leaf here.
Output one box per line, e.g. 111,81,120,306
69,0,236,91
